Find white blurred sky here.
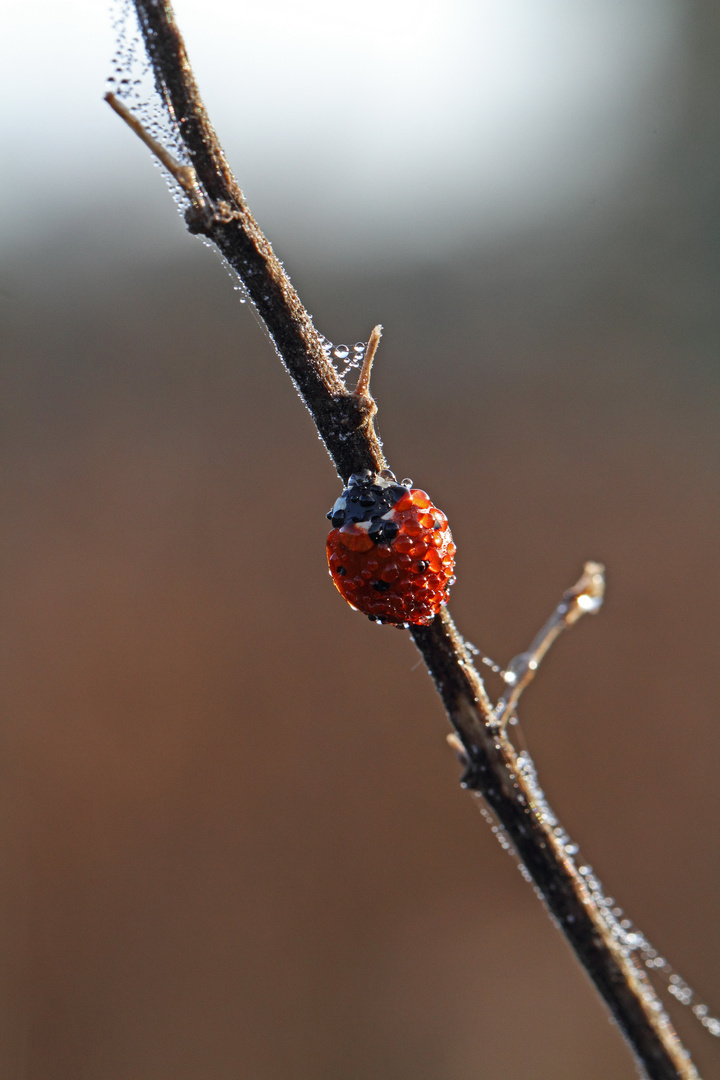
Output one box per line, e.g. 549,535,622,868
1,0,685,260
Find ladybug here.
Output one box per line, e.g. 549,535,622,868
326,469,456,626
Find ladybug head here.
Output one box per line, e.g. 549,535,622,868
326,469,407,531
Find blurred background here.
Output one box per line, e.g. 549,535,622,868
1,0,719,1076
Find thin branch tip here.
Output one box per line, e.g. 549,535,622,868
353,324,383,401
495,560,607,728
564,561,606,623
104,91,207,211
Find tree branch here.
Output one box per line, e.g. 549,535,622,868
107,3,702,1076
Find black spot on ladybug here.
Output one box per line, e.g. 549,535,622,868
336,566,346,576
434,519,442,529
368,519,399,544
367,614,377,621
371,580,391,592
417,560,429,573
331,508,346,527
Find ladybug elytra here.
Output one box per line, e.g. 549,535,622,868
326,469,456,626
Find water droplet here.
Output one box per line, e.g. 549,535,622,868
577,592,602,613
506,651,533,682
333,345,350,360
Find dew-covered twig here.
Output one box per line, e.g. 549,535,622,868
108,3,703,1076
412,611,698,1080
111,0,386,485
494,560,605,729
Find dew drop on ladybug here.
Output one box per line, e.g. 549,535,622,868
326,469,456,626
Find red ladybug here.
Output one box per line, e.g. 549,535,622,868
326,469,456,626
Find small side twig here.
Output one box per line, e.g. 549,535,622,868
105,91,208,213
494,560,605,729
352,323,382,402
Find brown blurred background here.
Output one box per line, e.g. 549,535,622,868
2,2,720,1078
